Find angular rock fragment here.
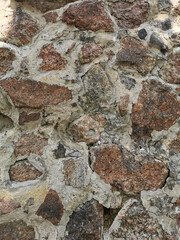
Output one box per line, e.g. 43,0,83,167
120,75,136,90
62,1,114,32
0,78,72,108
90,144,168,194
65,199,103,240
118,94,129,116
36,189,63,225
43,11,58,23
0,198,21,215
0,48,16,76
19,111,40,126
131,80,180,141
79,43,103,64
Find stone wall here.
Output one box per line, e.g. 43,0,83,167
0,0,180,239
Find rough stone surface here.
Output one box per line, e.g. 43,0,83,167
65,199,104,240
169,132,180,153
62,1,114,32
0,8,39,46
38,44,67,71
19,111,40,126
118,94,129,116
116,37,156,75
0,220,35,240
79,43,103,64
120,75,136,90
36,189,64,225
157,0,172,12
9,160,42,182
14,134,48,156
0,48,16,76
160,53,180,84
43,12,58,23
131,80,180,141
53,143,66,159
0,78,72,108
150,32,168,53
110,1,149,29
90,144,168,195
0,198,21,215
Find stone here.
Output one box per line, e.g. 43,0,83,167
0,220,35,240
38,44,67,71
109,199,176,240
19,111,40,126
120,75,136,90
14,134,48,156
43,12,58,23
149,32,168,53
67,114,106,144
62,1,114,32
169,132,180,153
138,28,147,40
0,198,21,215
79,43,103,64
0,78,72,108
36,189,64,225
162,19,171,31
160,53,180,84
110,1,149,29
90,144,168,195
0,7,39,46
131,80,180,141
157,0,172,12
0,48,16,76
20,57,29,75
174,2,180,15
65,199,104,240
118,94,129,116
116,37,156,75
9,160,42,182
53,143,66,159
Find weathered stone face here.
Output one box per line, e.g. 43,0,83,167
65,199,104,240
116,38,156,75
0,8,39,46
0,220,35,240
90,144,168,195
131,80,180,141
19,111,40,126
79,43,103,64
0,198,21,215
14,134,48,156
0,78,72,108
38,44,67,71
36,189,64,225
43,12,58,23
160,53,180,84
62,1,114,32
110,1,149,29
0,48,16,76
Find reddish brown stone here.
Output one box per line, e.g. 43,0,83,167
90,144,168,194
118,94,129,116
174,2,180,15
9,160,42,182
0,8,39,46
0,78,72,108
110,1,149,29
0,220,35,240
67,114,106,144
43,11,58,23
65,199,103,240
62,1,114,32
36,189,63,225
160,53,180,84
116,38,156,75
79,43,103,64
131,80,180,141
19,111,40,126
14,134,48,156
38,44,67,71
20,57,29,75
0,198,21,215
169,132,180,153
0,48,16,76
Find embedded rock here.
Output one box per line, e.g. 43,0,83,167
62,1,114,32
118,94,129,116
169,132,180,153
157,0,172,12
90,144,168,194
138,28,147,40
0,48,16,76
19,111,40,126
120,75,136,90
131,80,180,141
150,32,168,53
0,198,21,215
43,12,58,23
36,189,64,225
0,78,72,108
79,43,103,64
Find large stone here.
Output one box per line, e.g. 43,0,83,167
14,134,48,156
67,114,106,144
131,80,180,141
65,199,104,240
110,1,149,29
160,53,180,84
0,198,21,215
90,144,168,195
79,43,103,64
0,220,35,240
38,44,67,71
62,1,114,32
0,48,16,76
109,199,175,240
9,160,42,182
0,78,72,108
116,37,156,75
0,8,39,46
36,189,64,225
